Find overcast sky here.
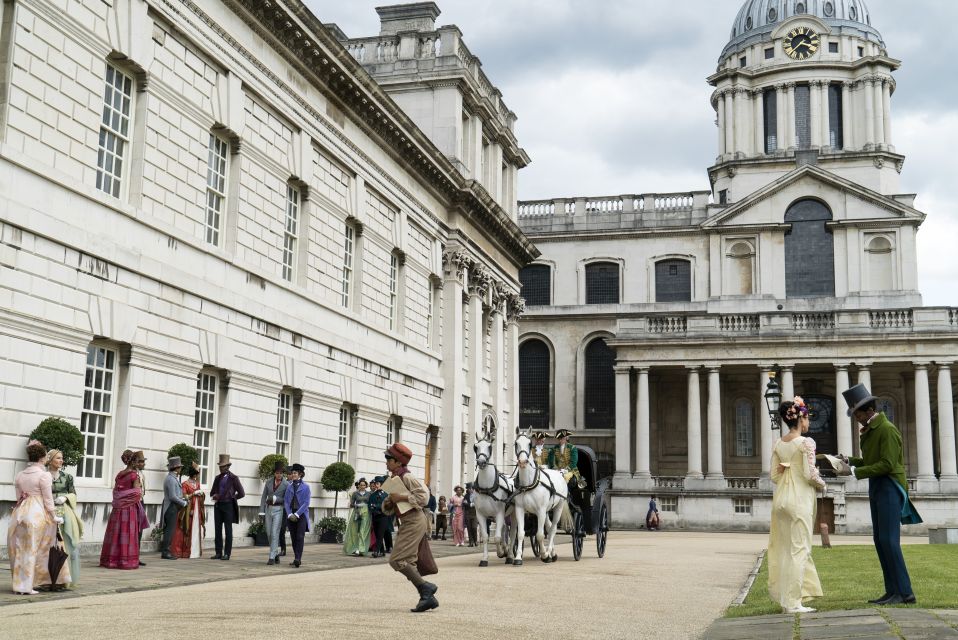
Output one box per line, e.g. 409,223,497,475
308,1,956,306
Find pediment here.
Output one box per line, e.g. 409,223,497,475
701,165,925,230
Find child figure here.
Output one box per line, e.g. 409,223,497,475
433,496,448,541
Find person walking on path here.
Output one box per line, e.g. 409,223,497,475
9,440,64,594
259,461,288,565
46,448,82,586
369,476,390,557
381,443,438,613
840,383,919,606
433,496,448,541
449,486,465,546
284,463,311,568
463,484,479,547
344,478,372,556
646,495,659,530
768,397,826,614
100,450,149,570
210,454,245,561
159,457,188,560
170,463,205,558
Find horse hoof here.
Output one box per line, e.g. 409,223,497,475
478,560,488,567
505,558,513,565
551,554,558,562
513,559,523,567
540,555,550,563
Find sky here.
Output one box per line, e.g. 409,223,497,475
307,1,956,306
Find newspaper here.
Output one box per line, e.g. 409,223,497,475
381,475,414,514
816,453,852,477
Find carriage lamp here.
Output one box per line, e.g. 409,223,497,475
764,372,782,429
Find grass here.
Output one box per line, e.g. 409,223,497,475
726,544,958,618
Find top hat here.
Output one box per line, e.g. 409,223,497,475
531,431,548,441
288,463,306,475
217,453,231,468
371,475,387,485
555,429,573,440
167,456,182,471
187,462,201,477
384,442,413,465
273,460,287,473
842,383,879,417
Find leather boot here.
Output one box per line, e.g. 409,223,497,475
412,582,439,612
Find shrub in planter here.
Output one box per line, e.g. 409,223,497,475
166,443,200,477
320,461,355,512
317,516,346,544
30,417,84,467
257,453,289,480
247,520,269,547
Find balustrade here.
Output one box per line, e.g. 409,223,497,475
654,476,685,489
586,197,623,213
726,477,759,490
950,308,958,327
517,191,701,219
719,315,759,332
649,316,687,334
791,313,836,330
869,310,913,329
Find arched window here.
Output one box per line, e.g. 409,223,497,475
734,399,754,457
519,264,551,306
726,242,754,295
866,236,894,291
784,200,835,298
585,262,619,304
655,259,692,302
519,340,550,430
584,338,615,429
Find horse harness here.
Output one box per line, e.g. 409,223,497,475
510,464,567,502
473,464,512,503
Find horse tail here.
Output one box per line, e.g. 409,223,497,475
557,501,574,532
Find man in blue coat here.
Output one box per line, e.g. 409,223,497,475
284,463,311,568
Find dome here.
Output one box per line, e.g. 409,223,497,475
722,0,884,60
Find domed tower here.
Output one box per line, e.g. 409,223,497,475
709,0,903,202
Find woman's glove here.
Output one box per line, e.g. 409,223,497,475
54,516,64,524
54,496,67,505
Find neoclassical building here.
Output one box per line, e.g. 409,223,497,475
517,0,958,533
0,0,534,548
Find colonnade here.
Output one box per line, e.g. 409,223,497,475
613,362,958,492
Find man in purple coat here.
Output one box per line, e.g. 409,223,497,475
284,463,311,568
210,453,245,560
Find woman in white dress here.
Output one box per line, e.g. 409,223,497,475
768,396,827,614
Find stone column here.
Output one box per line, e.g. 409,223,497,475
686,367,703,479
841,81,853,150
835,365,852,456
809,80,822,148
724,90,735,156
775,84,787,152
785,83,796,149
780,365,795,438
466,286,484,474
439,251,468,495
863,78,876,148
735,88,750,155
635,367,651,479
882,79,893,147
873,78,886,147
614,367,632,478
914,363,937,488
759,368,774,477
937,363,958,490
855,364,873,458
820,82,831,149
717,93,726,157
706,367,724,482
753,89,764,155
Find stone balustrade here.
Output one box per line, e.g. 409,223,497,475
727,477,759,490
654,476,686,489
869,309,914,329
517,191,711,219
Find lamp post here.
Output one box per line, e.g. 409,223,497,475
764,371,782,429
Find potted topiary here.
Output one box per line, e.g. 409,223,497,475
247,520,268,546
319,461,354,543
167,443,200,477
258,453,289,481
30,417,84,467
317,515,346,544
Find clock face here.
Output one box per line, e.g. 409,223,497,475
784,26,820,60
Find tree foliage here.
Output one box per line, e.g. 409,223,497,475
167,442,200,477
320,461,355,512
257,453,289,480
30,417,84,467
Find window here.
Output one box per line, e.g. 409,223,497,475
584,338,615,429
338,405,352,462
519,264,551,306
739,56,747,68
858,46,864,57
785,200,835,298
764,47,774,60
341,223,355,307
78,344,118,479
866,236,894,291
276,391,292,457
389,253,399,331
585,262,619,304
828,41,839,54
828,83,844,149
734,399,755,457
282,186,300,282
96,65,133,198
518,339,550,430
193,372,217,484
763,88,778,153
794,84,811,150
660,497,678,513
205,134,229,246
733,498,753,515
655,259,692,302
718,189,728,205
386,416,401,446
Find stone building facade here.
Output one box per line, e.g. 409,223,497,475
516,0,958,533
0,0,534,548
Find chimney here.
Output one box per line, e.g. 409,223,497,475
376,2,441,35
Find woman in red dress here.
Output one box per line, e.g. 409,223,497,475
99,450,149,569
170,464,205,558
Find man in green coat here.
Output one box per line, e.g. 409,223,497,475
840,384,916,606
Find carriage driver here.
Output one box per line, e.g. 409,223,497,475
548,429,585,489
531,431,550,467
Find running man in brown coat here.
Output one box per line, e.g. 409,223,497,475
381,442,438,612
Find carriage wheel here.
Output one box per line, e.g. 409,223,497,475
596,503,609,558
572,510,584,561
530,531,541,558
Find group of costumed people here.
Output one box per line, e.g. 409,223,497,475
767,384,920,614
342,476,394,557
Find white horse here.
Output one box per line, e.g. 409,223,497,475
472,430,515,567
511,428,568,566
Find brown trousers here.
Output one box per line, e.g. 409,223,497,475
388,508,428,572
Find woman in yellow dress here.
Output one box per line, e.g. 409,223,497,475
768,396,827,613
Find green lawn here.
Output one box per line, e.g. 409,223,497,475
727,545,958,618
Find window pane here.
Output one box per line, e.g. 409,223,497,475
655,260,692,302
585,263,619,305
584,338,615,429
518,340,550,430
519,265,551,306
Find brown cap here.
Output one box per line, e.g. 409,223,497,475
385,442,413,465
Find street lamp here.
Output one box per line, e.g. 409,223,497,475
764,371,782,429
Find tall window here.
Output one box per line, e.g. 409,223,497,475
193,372,217,484
78,344,118,479
386,416,401,446
96,65,133,198
519,264,551,306
282,186,300,282
735,399,755,457
389,253,399,331
655,259,692,302
518,339,550,430
763,88,778,153
785,200,835,298
585,262,619,304
205,134,229,246
794,84,811,150
828,83,844,149
341,223,355,308
338,405,352,462
276,391,292,457
584,338,615,429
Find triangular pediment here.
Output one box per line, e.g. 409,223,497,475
701,165,925,229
